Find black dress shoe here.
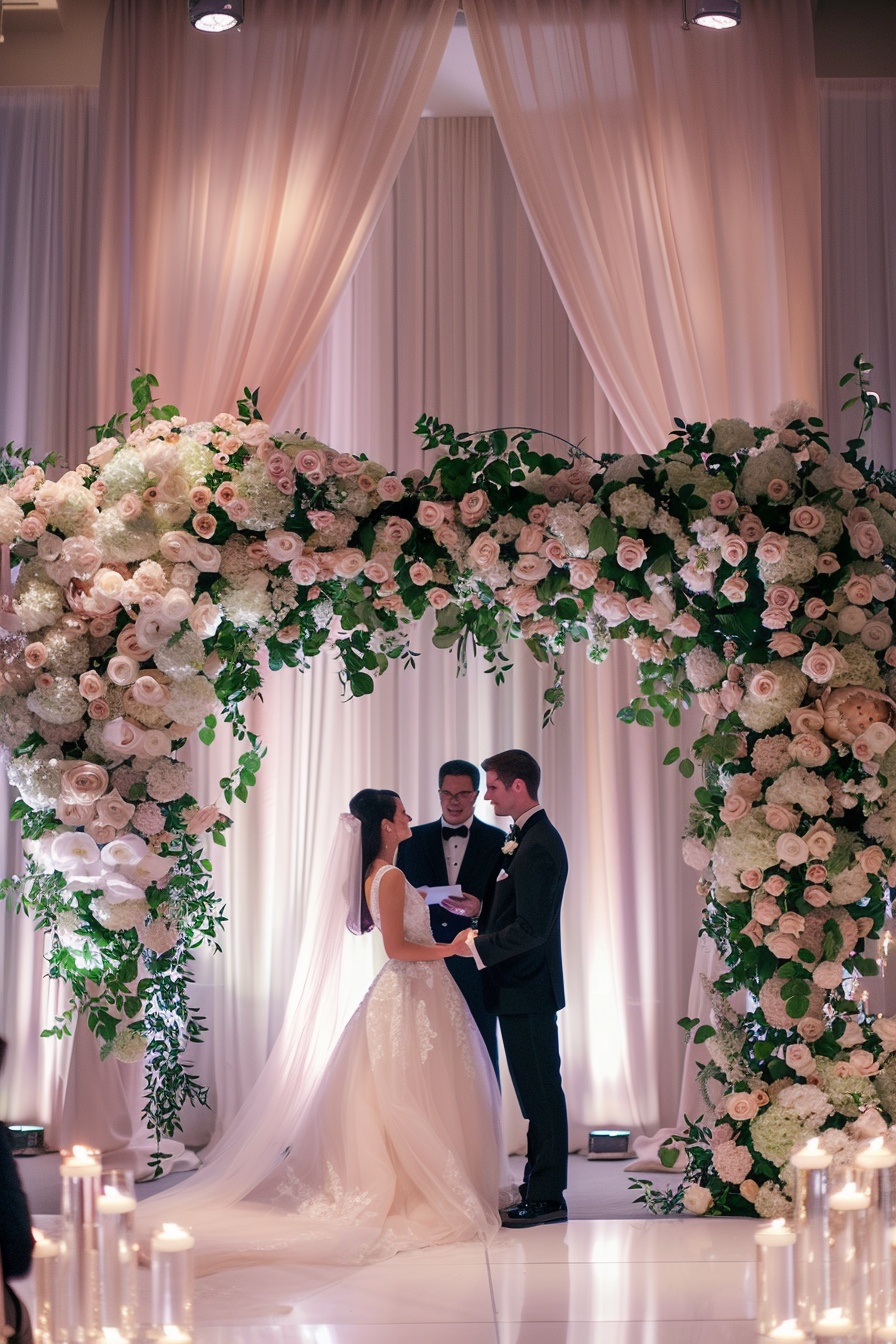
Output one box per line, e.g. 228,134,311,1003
500,1199,568,1228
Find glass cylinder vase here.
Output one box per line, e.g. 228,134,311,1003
96,1168,138,1341
58,1145,102,1344
756,1219,797,1337
150,1223,195,1338
792,1139,832,1333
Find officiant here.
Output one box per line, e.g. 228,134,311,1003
397,759,505,1076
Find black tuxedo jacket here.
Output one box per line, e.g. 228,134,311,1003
397,816,506,943
475,810,567,1016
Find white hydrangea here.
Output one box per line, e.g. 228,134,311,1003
219,581,274,631
608,484,656,529
777,1084,834,1128
99,448,148,500
0,698,36,751
736,446,800,505
830,642,885,692
710,418,756,456
154,631,207,681
754,1181,793,1219
165,675,219,728
760,535,819,587
234,457,292,531
173,435,215,485
145,758,192,803
90,895,149,931
749,1104,810,1166
6,752,63,809
712,812,779,887
685,646,727,691
93,509,160,565
766,766,831,817
109,1026,147,1063
738,661,808,733
601,455,650,484
43,632,91,679
27,676,85,725
0,492,25,544
13,562,64,632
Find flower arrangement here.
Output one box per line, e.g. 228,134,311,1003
1,362,893,1188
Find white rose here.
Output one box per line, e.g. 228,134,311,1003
682,1185,713,1215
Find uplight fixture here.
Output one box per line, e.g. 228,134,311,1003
189,0,244,32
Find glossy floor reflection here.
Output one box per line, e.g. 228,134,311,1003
20,1216,760,1342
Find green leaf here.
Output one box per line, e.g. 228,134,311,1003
588,516,618,555
693,1025,716,1045
658,1144,681,1169
678,758,695,778
663,747,681,765
677,1017,699,1032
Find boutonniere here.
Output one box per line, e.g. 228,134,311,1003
502,838,518,855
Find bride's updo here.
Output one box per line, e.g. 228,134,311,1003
349,789,400,932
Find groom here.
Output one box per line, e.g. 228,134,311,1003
449,749,569,1228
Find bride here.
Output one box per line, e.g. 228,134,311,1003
137,788,515,1270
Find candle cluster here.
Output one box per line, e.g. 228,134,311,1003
31,1148,194,1343
756,1136,896,1341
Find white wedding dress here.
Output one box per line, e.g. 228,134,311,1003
138,862,514,1272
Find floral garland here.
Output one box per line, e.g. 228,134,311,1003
1,365,894,1197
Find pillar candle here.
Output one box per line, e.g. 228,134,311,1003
756,1220,797,1337
58,1145,102,1343
150,1224,195,1337
30,1229,59,1344
792,1139,832,1332
97,1171,138,1340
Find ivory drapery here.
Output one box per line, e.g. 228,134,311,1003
95,0,456,419
464,0,823,453
819,79,896,466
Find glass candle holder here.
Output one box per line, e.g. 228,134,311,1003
58,1144,102,1343
756,1219,797,1337
150,1224,195,1337
826,1165,872,1344
97,1168,138,1340
792,1139,833,1332
30,1228,59,1344
855,1138,896,1339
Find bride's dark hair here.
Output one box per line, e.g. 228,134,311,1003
349,788,400,933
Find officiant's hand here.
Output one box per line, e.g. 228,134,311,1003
442,891,481,918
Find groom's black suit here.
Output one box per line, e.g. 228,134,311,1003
397,816,505,1075
475,809,568,1204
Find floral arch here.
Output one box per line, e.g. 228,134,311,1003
2,365,895,1212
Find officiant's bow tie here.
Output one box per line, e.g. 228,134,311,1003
442,825,469,839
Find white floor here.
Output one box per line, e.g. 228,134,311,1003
20,1217,760,1343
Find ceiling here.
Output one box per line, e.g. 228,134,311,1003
0,1,894,92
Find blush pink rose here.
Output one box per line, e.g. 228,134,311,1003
816,552,841,573
376,475,405,502
740,869,764,890
859,845,885,874
739,514,765,542
726,1093,759,1122
765,804,799,831
79,670,105,700
849,517,883,558
848,1050,879,1077
785,1043,815,1074
362,558,392,585
467,534,501,570
541,538,568,566
107,655,139,687
408,561,433,586
289,557,319,586
789,705,825,733
60,761,110,805
776,832,810,866
417,501,449,530
801,643,847,684
750,669,780,701
331,453,363,477
778,911,805,937
844,575,875,606
670,613,701,638
871,572,896,601
765,931,800,959
756,533,788,564
332,550,366,579
87,698,110,720
860,618,893,650
806,864,827,883
797,1017,826,1042
131,676,169,707
265,530,303,564
427,588,452,610
616,537,648,571
720,535,749,566
710,491,738,516
790,733,831,768
720,794,751,825
767,479,791,502
764,875,788,897
789,505,826,536
513,554,552,584
804,822,836,858
752,897,780,926
568,559,599,590
721,575,748,603
769,632,804,657
804,885,831,907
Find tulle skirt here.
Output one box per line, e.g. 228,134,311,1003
143,956,515,1273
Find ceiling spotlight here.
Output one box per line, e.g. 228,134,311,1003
189,1,244,32
692,2,741,28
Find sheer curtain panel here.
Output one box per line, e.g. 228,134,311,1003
464,0,822,453
95,0,455,420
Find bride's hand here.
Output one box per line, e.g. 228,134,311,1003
447,930,474,958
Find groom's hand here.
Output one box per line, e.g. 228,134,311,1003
448,930,474,957
442,892,481,918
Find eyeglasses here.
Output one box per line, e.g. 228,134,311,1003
438,789,478,802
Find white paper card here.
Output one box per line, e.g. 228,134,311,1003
420,884,462,906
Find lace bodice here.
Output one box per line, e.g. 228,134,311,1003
368,865,435,947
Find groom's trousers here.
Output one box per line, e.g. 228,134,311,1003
499,1010,568,1202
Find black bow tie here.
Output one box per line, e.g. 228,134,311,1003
442,825,469,839
509,824,521,841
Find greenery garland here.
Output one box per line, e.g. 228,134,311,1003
1,363,894,1202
